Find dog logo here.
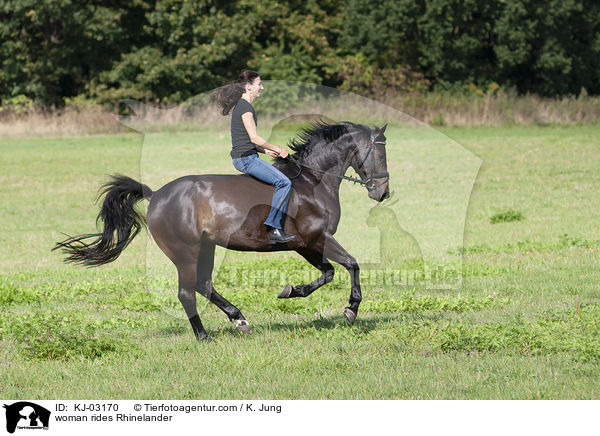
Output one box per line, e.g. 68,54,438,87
3,402,50,433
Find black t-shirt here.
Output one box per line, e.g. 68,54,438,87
230,99,258,158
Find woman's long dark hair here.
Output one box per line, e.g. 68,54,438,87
214,70,260,115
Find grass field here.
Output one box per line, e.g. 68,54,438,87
1,124,599,399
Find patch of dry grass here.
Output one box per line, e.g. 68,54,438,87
0,104,126,138
0,91,598,139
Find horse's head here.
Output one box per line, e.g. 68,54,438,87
349,123,390,202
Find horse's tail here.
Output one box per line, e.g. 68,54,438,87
53,175,153,267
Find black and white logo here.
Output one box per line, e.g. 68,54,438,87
3,402,50,434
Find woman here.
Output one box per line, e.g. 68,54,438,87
215,70,296,244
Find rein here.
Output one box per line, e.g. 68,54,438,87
286,138,389,191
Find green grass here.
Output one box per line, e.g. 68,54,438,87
490,209,524,224
0,125,599,399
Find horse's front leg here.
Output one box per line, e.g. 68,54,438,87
278,248,335,298
321,234,362,326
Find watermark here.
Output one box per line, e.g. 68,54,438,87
213,264,461,289
1,400,592,435
3,402,51,434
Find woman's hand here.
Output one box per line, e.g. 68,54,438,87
265,146,289,158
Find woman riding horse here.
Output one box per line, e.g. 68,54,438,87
214,70,296,244
54,107,391,341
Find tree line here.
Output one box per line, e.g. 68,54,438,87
1,0,598,107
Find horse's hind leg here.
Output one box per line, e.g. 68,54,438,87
176,261,212,341
196,239,252,333
278,248,335,298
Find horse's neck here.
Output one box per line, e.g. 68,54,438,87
299,148,351,233
305,145,351,186
297,158,346,203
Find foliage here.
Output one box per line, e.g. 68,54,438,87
490,209,524,224
435,305,600,362
340,0,502,87
0,94,35,116
494,0,600,96
326,53,430,98
247,0,344,86
340,0,600,96
0,311,129,360
1,0,599,106
89,0,344,105
90,0,247,104
0,0,152,106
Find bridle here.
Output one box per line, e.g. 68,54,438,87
287,133,389,191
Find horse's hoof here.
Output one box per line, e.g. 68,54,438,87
344,308,357,326
197,334,214,342
278,284,293,299
234,319,252,334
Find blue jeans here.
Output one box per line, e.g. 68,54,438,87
232,154,292,229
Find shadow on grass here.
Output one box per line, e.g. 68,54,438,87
151,326,188,338
141,308,455,343
206,311,451,339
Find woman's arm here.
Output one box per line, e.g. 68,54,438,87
242,112,289,158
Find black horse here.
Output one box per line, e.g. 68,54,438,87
54,121,390,340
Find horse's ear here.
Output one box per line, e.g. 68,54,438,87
374,123,388,142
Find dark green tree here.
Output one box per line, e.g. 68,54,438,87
91,0,345,103
494,0,600,95
247,0,343,85
90,0,248,103
340,0,600,95
0,0,152,105
2,0,599,104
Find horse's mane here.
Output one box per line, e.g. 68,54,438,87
275,120,364,164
